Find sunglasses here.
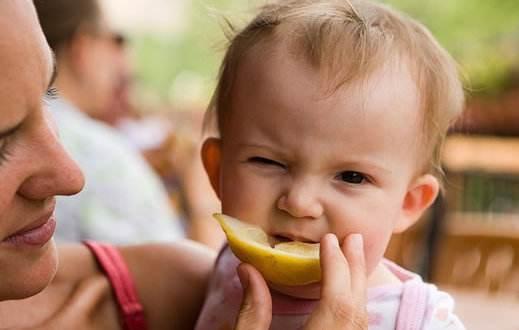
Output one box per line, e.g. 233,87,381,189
111,32,126,46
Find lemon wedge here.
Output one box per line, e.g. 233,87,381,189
214,213,321,286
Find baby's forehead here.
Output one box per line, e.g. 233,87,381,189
235,38,421,109
230,44,423,136
241,28,414,84
209,0,463,180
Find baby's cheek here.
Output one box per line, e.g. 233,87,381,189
221,191,269,228
360,230,393,275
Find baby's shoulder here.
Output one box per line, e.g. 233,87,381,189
372,260,466,329
422,284,466,330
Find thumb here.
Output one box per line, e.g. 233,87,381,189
234,264,272,330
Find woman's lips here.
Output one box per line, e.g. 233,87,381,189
2,215,56,247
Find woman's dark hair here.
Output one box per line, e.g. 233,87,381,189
34,0,102,52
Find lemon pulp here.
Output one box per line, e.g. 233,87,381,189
214,213,321,286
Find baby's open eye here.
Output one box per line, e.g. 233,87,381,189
248,156,285,168
337,171,367,184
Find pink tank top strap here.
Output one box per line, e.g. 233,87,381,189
83,240,148,330
395,278,429,330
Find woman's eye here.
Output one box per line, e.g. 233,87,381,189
248,157,285,168
45,87,59,100
0,141,12,165
337,171,366,184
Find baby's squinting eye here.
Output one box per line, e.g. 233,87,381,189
248,156,285,168
337,171,366,184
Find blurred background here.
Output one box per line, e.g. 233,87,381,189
96,0,519,328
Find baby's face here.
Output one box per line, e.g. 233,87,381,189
204,45,438,296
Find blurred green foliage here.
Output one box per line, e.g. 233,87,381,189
130,0,519,109
384,0,519,94
131,0,249,109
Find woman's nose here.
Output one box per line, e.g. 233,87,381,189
277,180,323,219
17,114,85,200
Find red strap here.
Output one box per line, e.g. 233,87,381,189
84,241,148,330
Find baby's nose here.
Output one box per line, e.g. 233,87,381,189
277,182,323,219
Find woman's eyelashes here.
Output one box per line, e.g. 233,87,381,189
46,87,59,99
43,87,59,105
248,156,286,168
0,124,19,166
0,140,12,165
336,171,368,184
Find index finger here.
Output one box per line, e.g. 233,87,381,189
320,233,351,300
341,234,367,299
303,233,368,330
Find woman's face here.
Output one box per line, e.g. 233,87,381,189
0,0,84,300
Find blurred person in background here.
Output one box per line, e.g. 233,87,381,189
95,22,224,249
34,0,225,249
116,110,225,249
97,35,224,248
33,0,185,244
95,30,133,127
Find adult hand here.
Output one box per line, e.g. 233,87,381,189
234,233,368,330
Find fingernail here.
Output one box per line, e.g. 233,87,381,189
349,234,363,251
326,233,339,248
237,264,249,290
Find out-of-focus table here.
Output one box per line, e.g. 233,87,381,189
441,287,519,330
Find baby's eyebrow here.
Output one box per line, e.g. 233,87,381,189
336,159,392,175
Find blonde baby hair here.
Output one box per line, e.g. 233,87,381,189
205,0,465,179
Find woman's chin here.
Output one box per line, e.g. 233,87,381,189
268,281,321,300
0,240,58,300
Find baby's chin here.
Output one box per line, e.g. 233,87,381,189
268,281,321,300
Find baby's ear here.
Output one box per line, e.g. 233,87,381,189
394,174,439,233
201,138,222,199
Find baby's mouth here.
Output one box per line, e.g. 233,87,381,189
268,233,318,247
269,235,290,246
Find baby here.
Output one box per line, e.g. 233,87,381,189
196,0,466,329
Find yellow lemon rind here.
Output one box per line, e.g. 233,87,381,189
214,213,321,286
